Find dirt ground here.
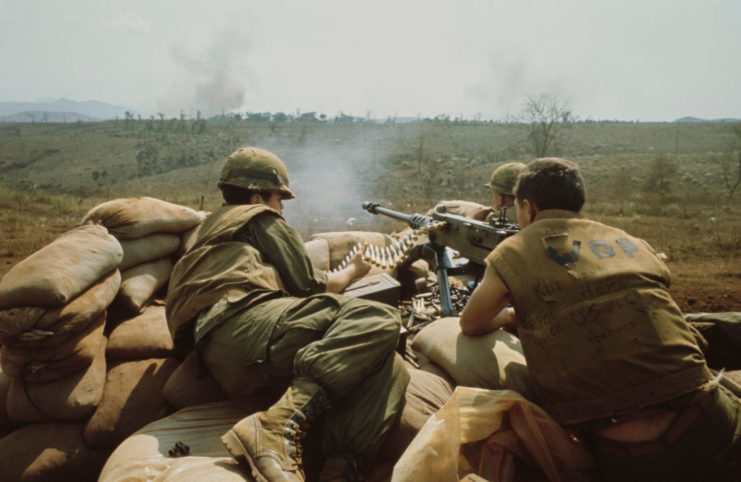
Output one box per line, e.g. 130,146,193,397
666,258,741,313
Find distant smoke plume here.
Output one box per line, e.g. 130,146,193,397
159,29,254,117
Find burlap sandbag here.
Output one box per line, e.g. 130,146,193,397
427,200,489,219
411,316,534,399
381,367,455,464
162,351,228,410
106,304,175,360
81,196,204,240
309,231,390,270
0,270,120,347
304,237,330,271
99,401,248,482
0,312,106,383
119,233,180,270
7,340,106,424
114,257,173,313
412,348,457,387
83,357,179,449
0,421,106,482
0,224,122,310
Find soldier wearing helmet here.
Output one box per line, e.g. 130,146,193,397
218,146,295,203
485,162,526,211
167,147,409,482
460,161,526,222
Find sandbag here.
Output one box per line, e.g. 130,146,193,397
391,387,595,482
83,357,179,449
1,312,106,383
0,421,106,482
0,224,122,310
81,196,204,240
162,351,228,410
114,257,173,313
411,316,534,399
99,401,248,482
414,349,457,387
106,304,175,360
119,233,180,270
7,339,106,424
0,269,120,347
427,200,489,219
309,231,389,270
381,367,455,464
304,237,330,271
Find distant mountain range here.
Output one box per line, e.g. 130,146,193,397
674,116,740,123
0,99,134,122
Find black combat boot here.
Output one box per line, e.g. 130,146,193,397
222,377,329,482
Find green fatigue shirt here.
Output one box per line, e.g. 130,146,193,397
193,210,328,349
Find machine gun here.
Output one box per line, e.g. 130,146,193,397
362,201,519,316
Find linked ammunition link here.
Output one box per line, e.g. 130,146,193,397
330,222,445,273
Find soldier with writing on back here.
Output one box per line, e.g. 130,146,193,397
460,157,740,481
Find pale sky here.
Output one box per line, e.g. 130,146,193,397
1,0,739,121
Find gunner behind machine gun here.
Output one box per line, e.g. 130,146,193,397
361,201,519,316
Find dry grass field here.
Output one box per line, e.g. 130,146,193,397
1,119,739,312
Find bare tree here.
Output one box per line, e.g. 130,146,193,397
521,94,574,157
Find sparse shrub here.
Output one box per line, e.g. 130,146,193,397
663,204,683,218
643,154,678,195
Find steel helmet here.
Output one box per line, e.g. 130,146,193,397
218,147,295,199
485,162,526,195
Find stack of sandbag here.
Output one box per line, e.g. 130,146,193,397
84,299,229,453
0,224,123,481
82,303,179,452
81,197,206,315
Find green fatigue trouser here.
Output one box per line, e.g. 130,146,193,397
588,386,741,482
199,293,410,465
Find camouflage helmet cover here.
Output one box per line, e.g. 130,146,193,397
485,162,526,195
218,147,295,199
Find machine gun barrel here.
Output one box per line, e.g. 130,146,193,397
361,202,432,229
